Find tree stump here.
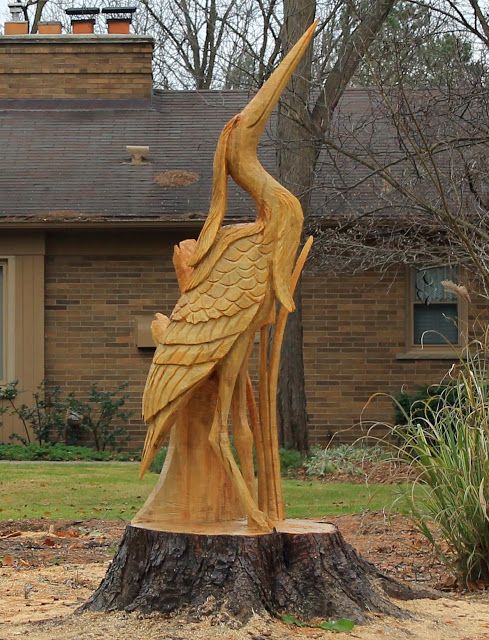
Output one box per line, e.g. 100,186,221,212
82,520,427,623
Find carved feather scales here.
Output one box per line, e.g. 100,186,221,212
142,226,272,428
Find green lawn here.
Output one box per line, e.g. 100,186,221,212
284,480,412,518
0,462,414,521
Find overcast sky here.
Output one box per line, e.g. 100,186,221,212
1,0,8,21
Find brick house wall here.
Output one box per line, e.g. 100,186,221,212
44,230,182,445
302,269,476,445
1,29,484,449
42,229,484,450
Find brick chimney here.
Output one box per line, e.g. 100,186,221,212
65,7,99,34
4,1,28,35
102,7,137,35
38,22,63,35
0,7,153,99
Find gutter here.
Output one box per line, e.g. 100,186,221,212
0,218,250,230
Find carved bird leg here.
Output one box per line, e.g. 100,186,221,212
258,326,272,514
264,237,314,520
258,324,283,521
231,363,256,502
246,374,267,512
209,334,272,531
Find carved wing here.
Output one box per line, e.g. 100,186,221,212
140,224,271,470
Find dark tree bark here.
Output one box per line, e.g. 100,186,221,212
30,0,48,34
276,0,399,451
277,284,309,451
276,1,317,453
82,523,430,622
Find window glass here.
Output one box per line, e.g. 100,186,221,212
413,267,459,345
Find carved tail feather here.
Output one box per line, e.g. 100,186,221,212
140,391,192,477
271,191,303,313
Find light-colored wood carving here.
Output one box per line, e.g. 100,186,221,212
134,22,317,533
133,241,244,529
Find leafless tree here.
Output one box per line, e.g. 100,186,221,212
136,0,253,88
132,0,286,89
274,0,399,451
307,0,489,299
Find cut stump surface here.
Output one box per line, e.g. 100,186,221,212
82,520,429,623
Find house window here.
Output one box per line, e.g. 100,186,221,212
412,266,460,346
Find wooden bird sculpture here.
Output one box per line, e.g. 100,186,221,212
138,23,317,532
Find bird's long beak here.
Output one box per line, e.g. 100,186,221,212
238,21,318,140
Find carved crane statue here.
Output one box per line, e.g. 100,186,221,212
85,22,414,622
139,23,317,532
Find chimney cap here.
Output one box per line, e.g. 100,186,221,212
65,7,100,16
8,0,24,20
102,6,137,14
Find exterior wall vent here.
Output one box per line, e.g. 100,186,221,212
126,145,150,165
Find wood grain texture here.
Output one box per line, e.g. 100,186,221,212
134,241,245,528
136,23,318,533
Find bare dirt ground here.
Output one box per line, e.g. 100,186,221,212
0,514,488,639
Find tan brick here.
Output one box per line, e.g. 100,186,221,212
0,36,153,98
44,231,486,450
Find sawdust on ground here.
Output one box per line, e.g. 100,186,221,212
0,514,489,639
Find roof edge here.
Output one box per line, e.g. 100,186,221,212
0,220,214,230
0,97,152,111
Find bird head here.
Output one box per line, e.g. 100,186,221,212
231,21,318,148
188,22,317,269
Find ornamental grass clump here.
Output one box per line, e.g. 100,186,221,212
390,329,489,585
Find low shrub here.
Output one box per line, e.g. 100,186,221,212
0,443,137,462
147,447,303,476
394,385,451,427
279,448,304,473
149,447,168,474
0,381,71,446
0,381,131,451
69,384,131,451
393,385,462,449
304,444,388,477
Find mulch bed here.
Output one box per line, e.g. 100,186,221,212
289,460,417,484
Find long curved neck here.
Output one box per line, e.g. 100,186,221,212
230,156,283,215
229,152,304,312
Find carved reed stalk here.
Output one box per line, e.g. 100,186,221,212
257,236,314,521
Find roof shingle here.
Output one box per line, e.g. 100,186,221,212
0,90,272,225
